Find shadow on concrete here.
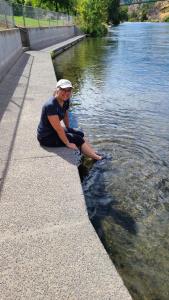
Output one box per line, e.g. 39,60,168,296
0,53,31,122
33,36,74,51
0,53,33,196
40,146,78,166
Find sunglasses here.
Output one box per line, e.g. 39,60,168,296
60,88,72,93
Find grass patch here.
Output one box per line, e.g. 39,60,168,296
14,15,66,27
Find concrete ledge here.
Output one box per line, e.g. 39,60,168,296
0,36,132,299
46,35,86,57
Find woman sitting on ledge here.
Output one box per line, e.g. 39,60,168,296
37,79,102,161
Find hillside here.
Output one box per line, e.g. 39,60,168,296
148,0,169,21
127,0,169,22
155,1,169,21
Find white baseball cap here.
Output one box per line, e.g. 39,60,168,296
56,79,72,89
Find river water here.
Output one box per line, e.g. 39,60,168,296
53,22,169,300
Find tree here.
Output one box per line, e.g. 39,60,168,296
107,0,120,25
140,4,148,22
119,5,128,22
76,0,108,36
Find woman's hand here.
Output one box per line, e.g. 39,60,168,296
66,142,78,150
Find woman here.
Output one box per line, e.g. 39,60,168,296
37,79,102,160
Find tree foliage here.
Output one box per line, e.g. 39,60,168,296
11,0,121,35
107,0,120,25
76,0,108,36
119,5,128,22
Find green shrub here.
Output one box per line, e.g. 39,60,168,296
164,16,169,22
76,0,108,36
119,6,128,22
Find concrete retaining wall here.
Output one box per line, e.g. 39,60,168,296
26,25,76,50
0,26,81,82
0,29,23,82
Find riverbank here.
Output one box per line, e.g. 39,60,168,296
0,35,132,299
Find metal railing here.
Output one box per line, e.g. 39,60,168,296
0,0,73,29
12,3,73,27
0,0,14,28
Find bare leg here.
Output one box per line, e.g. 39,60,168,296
81,142,102,160
84,137,94,149
84,137,100,155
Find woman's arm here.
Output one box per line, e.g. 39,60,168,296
48,115,77,149
63,111,69,128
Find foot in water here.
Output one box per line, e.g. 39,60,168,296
94,153,102,160
94,152,112,161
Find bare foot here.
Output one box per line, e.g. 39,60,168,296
93,154,102,160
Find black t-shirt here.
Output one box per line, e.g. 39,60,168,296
37,96,69,139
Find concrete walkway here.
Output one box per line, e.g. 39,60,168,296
0,35,132,299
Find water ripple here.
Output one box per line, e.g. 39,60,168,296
54,22,169,300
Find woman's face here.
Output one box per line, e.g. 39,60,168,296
57,87,72,101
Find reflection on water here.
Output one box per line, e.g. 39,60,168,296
53,22,169,300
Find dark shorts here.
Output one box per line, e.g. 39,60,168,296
37,128,85,148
